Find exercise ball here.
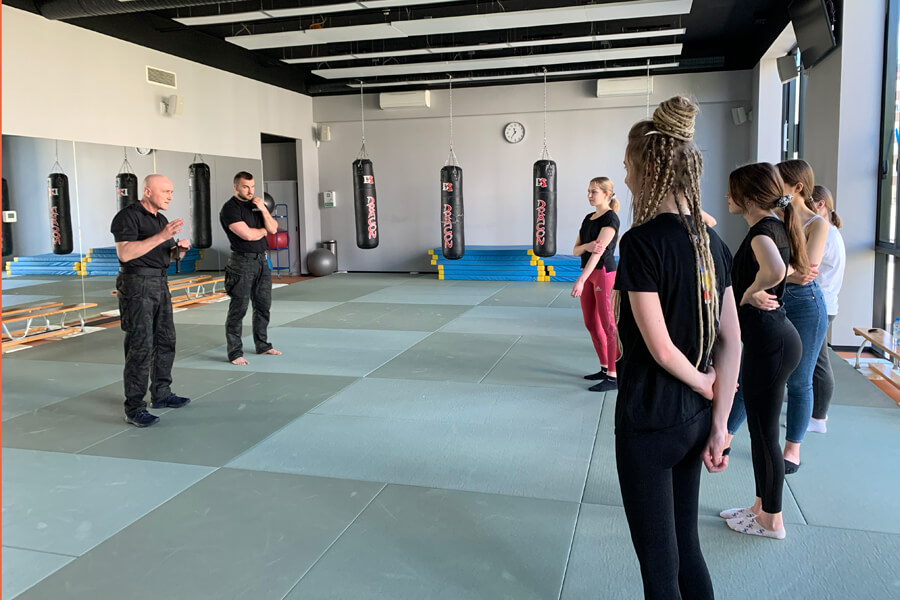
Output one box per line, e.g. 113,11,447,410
307,248,336,276
263,192,276,213
266,231,289,250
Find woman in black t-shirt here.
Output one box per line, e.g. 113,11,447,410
719,163,806,540
571,176,620,392
613,96,742,599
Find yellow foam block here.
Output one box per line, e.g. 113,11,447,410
527,249,534,256
438,273,444,280
427,249,435,255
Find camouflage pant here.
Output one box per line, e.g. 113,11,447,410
224,252,273,361
116,273,175,416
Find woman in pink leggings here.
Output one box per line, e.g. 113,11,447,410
571,177,620,392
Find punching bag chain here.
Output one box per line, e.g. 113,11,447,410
119,147,135,174
51,140,65,175
540,68,552,161
358,81,369,159
445,75,460,167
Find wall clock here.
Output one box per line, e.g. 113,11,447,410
503,122,525,144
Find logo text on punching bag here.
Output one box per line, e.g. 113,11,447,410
362,175,375,184
117,188,129,197
50,206,61,245
442,182,454,192
366,197,377,239
535,199,547,245
442,203,453,248
535,178,548,188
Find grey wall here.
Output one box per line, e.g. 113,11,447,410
313,70,755,272
1,135,260,271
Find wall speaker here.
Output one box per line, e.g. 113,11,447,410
317,124,332,142
731,107,748,125
777,54,799,83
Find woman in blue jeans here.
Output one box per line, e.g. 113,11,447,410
727,160,828,473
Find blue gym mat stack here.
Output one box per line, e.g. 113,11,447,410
4,247,201,276
428,245,583,282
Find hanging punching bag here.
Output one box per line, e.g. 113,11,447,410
352,159,379,249
116,172,139,212
48,172,73,255
2,178,13,257
532,160,558,257
189,162,212,249
440,166,464,260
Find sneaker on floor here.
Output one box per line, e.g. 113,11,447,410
150,393,191,409
583,370,608,381
125,410,160,428
589,378,617,392
719,507,756,520
726,515,786,539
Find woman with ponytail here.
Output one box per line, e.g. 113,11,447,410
571,176,620,392
719,163,804,540
613,96,741,599
805,185,846,432
727,160,827,473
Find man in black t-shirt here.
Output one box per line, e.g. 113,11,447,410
220,171,281,365
110,174,191,427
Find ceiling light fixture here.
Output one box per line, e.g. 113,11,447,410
282,27,686,65
227,0,693,50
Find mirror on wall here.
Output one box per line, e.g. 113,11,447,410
0,134,262,352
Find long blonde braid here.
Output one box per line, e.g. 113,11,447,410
618,96,719,368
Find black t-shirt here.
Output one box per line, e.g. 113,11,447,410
579,210,620,271
732,216,790,307
110,202,174,269
220,196,266,253
613,213,733,434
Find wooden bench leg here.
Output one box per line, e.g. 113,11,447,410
855,341,867,369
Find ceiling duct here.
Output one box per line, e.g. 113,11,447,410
34,0,223,20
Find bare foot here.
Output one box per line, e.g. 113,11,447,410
260,348,282,356
231,356,250,365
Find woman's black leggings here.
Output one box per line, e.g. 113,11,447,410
616,408,714,600
739,305,802,514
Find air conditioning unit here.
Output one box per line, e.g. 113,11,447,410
379,90,431,110
596,76,652,98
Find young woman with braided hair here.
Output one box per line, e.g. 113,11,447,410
571,177,620,392
718,163,806,540
726,159,827,473
614,96,741,599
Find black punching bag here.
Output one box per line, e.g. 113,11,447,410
48,172,73,255
352,159,379,249
116,172,139,212
440,166,464,260
532,160,558,257
189,162,212,249
2,178,13,257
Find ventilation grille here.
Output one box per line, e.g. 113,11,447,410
146,66,177,89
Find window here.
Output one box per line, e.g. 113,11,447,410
876,0,900,329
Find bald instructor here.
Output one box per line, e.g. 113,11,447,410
111,174,191,427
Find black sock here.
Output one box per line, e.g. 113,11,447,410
589,378,617,392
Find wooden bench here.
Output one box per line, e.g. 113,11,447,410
2,302,99,344
852,327,899,368
2,327,71,350
110,276,224,303
2,301,64,318
852,327,900,393
3,302,97,340
866,362,900,394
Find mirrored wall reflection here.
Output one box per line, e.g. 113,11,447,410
0,134,262,338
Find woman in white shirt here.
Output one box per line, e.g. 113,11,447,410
805,185,846,433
